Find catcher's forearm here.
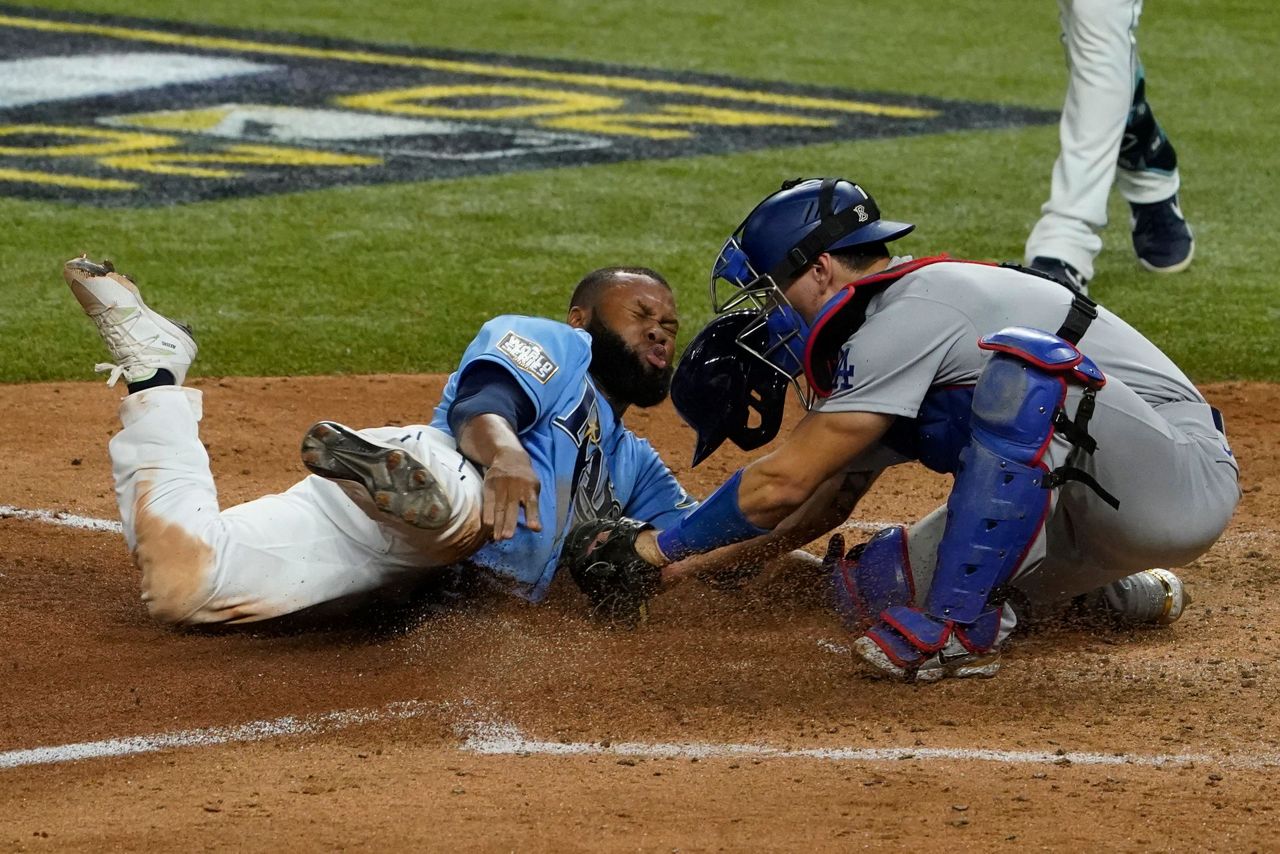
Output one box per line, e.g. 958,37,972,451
660,468,874,584
651,470,768,563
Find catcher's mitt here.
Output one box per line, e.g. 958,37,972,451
559,516,661,626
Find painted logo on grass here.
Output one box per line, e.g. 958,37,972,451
0,6,1053,207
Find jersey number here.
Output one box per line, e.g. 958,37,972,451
554,386,620,526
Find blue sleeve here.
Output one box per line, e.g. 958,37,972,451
655,469,769,562
617,434,698,528
446,361,538,436
447,316,592,426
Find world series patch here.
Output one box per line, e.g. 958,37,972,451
0,5,1054,207
496,331,559,384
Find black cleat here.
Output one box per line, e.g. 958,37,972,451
1029,256,1089,294
1131,194,1195,274
301,421,451,530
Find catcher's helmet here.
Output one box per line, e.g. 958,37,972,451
714,178,915,299
709,178,914,405
671,311,789,467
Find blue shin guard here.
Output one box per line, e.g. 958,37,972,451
861,327,1105,673
828,527,914,634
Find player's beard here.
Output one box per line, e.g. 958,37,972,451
586,316,673,409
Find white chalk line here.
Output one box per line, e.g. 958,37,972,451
5,700,1278,772
0,504,122,534
0,701,435,770
457,716,1280,769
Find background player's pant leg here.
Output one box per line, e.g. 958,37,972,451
1114,59,1181,204
110,388,484,625
1025,0,1144,279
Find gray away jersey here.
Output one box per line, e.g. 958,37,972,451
814,257,1204,421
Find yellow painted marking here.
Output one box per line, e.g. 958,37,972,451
99,144,381,178
0,124,178,157
0,167,136,190
107,106,236,133
0,13,938,119
542,104,836,140
337,84,622,120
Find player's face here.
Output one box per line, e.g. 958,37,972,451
588,277,679,407
781,254,849,324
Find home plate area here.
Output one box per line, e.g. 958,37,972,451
0,375,1276,848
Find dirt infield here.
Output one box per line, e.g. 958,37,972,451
1,376,1276,851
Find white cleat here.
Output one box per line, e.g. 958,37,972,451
1100,568,1191,625
63,255,197,387
853,635,1002,683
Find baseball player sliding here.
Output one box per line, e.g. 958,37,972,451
63,257,827,626
559,178,1240,681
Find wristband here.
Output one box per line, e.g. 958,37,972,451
656,469,769,562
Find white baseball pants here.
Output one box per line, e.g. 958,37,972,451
1024,0,1180,280
108,386,485,625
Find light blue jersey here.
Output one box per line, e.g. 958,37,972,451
431,315,695,601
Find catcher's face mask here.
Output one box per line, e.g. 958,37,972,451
710,233,813,408
670,310,791,466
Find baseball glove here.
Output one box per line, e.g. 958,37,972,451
559,516,661,626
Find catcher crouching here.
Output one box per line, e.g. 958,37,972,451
560,177,1239,682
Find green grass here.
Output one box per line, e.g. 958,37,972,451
2,0,1277,382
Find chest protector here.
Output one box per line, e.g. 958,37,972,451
804,256,991,473
803,257,1104,476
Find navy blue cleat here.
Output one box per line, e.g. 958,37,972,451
1029,256,1089,294
1130,194,1194,274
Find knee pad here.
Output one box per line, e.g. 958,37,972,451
829,527,914,633
925,327,1105,624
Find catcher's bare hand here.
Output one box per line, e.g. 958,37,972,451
560,517,662,626
481,446,542,540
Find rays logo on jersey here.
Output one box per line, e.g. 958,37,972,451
497,331,560,384
554,384,620,527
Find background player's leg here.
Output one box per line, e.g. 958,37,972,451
1113,58,1193,274
1114,60,1180,204
1025,0,1143,283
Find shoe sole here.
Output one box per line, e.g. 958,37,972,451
1138,240,1195,274
301,421,451,530
1146,568,1190,625
64,255,142,309
853,636,1001,682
